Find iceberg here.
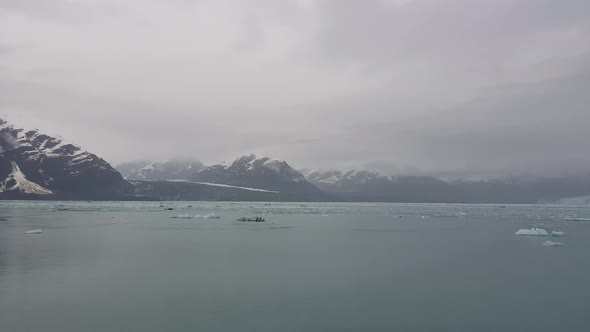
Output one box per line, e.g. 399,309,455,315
25,229,43,234
514,227,549,236
543,241,565,247
551,231,566,237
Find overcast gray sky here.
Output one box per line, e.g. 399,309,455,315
1,0,589,178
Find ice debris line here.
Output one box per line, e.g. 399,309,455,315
561,217,590,222
170,213,220,219
171,214,193,219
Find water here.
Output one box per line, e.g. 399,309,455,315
1,201,589,331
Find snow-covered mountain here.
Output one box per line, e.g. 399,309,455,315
302,167,590,203
190,154,321,197
301,169,391,191
302,169,446,191
302,168,460,202
5,117,584,203
117,160,204,181
0,119,132,199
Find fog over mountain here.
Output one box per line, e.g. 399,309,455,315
1,0,589,179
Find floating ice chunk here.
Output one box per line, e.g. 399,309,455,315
561,217,590,222
171,214,193,219
195,213,220,219
25,229,43,234
543,241,565,247
514,227,549,236
551,231,566,237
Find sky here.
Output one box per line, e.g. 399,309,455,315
1,0,590,178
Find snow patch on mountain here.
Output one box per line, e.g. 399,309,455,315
302,168,391,186
0,121,93,164
205,154,306,183
0,161,52,195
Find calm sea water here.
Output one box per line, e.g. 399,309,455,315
1,201,589,331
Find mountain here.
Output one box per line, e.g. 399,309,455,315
116,160,149,179
302,169,394,192
0,119,133,199
190,154,323,199
4,117,588,203
302,168,590,203
302,169,452,202
117,160,204,181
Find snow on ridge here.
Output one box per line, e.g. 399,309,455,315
142,162,163,172
262,159,282,174
70,153,92,163
303,168,391,185
0,119,88,158
221,154,304,181
318,174,342,184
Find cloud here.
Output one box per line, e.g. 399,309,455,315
1,0,589,177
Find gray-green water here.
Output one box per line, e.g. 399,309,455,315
1,201,589,331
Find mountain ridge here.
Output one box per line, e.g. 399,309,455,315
189,154,323,200
117,159,204,181
0,119,133,199
2,118,589,203
301,167,590,203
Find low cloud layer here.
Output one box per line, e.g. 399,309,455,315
1,0,589,178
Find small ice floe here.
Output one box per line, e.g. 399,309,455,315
171,214,193,219
25,229,43,234
551,231,566,237
561,217,590,222
195,213,220,219
514,227,549,236
543,241,565,247
421,216,430,219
